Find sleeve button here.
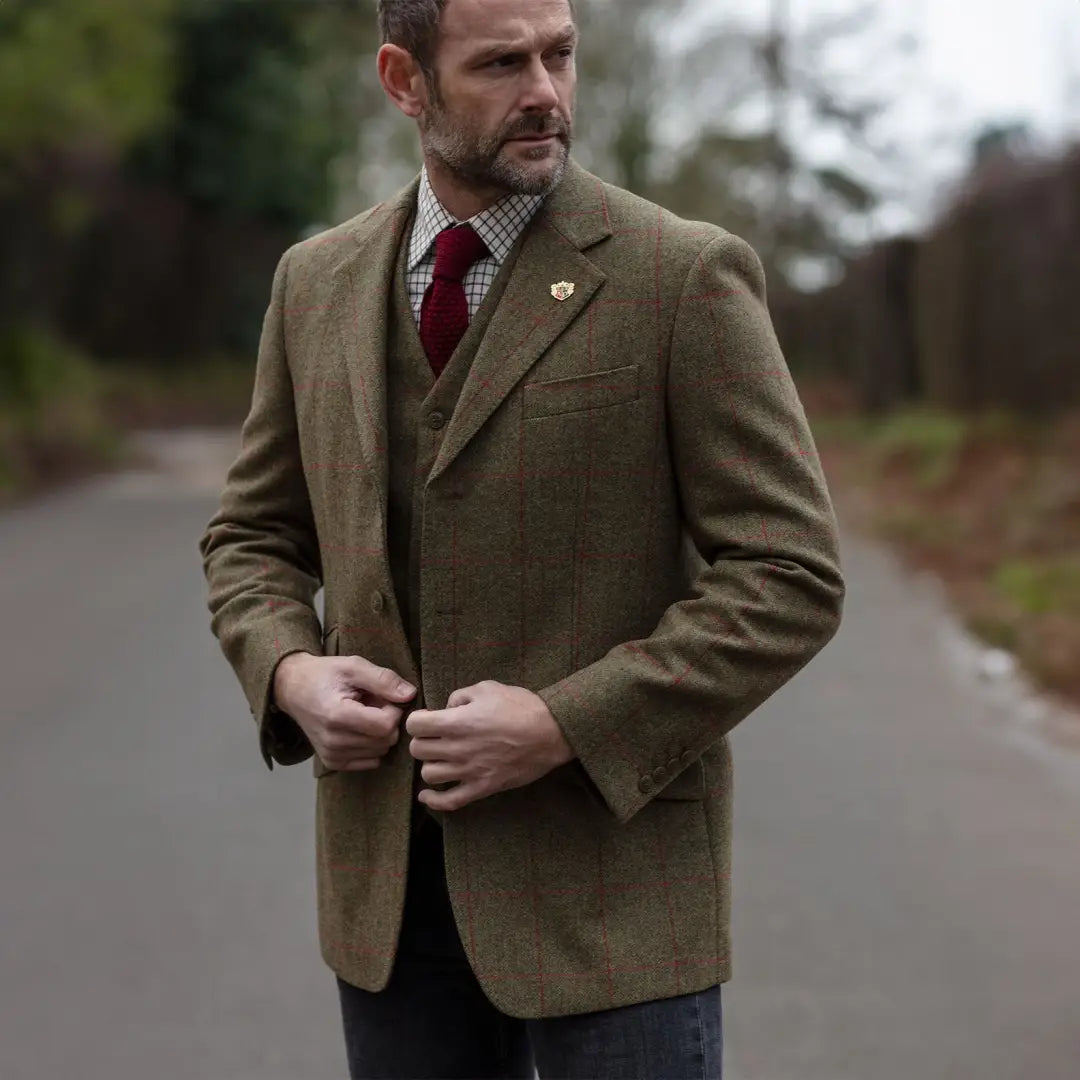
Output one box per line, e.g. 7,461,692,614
638,775,655,794
680,749,695,765
652,765,666,783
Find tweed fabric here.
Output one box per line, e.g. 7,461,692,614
199,160,845,1019
406,166,544,322
383,209,528,835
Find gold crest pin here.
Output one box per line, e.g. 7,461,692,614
551,281,575,302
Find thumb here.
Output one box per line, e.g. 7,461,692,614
342,656,416,700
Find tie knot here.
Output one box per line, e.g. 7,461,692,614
432,225,489,283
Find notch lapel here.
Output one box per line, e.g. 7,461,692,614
324,181,418,523
428,162,612,485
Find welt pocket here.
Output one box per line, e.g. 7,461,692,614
522,364,640,420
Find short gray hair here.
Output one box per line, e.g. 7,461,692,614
377,0,576,77
377,0,447,76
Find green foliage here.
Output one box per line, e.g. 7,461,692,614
128,0,368,230
0,0,176,165
994,558,1080,617
873,505,966,547
966,611,1020,652
0,324,97,412
0,325,117,494
868,408,972,488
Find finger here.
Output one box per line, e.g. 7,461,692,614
408,736,457,761
406,705,467,737
340,657,416,702
419,761,462,787
339,757,383,772
419,780,485,813
331,699,402,740
319,721,401,764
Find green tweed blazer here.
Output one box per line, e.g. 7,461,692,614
199,160,844,1019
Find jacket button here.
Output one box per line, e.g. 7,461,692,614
370,589,386,613
680,749,695,765
638,775,654,794
427,411,446,431
652,766,666,783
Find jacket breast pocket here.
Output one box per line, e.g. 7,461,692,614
522,364,640,420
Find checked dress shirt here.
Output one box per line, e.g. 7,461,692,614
405,168,545,324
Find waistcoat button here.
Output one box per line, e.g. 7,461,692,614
427,411,446,431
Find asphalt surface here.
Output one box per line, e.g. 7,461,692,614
1,430,1078,1080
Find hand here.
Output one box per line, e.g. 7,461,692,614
273,653,417,772
406,680,575,812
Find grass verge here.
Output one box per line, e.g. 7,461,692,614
806,383,1080,707
0,327,252,505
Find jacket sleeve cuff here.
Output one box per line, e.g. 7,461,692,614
251,637,321,770
536,683,655,825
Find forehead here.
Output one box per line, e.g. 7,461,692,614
440,0,575,52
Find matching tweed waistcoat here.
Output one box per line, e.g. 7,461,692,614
384,212,527,835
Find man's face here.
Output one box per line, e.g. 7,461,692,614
420,0,577,197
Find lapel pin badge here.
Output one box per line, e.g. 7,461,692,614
551,281,575,302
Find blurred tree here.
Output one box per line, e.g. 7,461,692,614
0,0,176,334
127,0,369,232
572,0,687,194
0,0,175,179
654,1,920,288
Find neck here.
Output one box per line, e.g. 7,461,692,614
423,156,506,221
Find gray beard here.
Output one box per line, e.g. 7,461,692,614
421,116,572,197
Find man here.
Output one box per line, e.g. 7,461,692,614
200,0,844,1075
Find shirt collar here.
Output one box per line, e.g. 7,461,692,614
407,167,545,272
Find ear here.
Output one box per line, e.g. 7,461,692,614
377,43,428,119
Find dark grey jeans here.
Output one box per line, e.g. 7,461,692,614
336,815,723,1079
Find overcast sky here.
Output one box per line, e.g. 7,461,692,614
683,0,1079,236
916,0,1078,138
695,0,1079,137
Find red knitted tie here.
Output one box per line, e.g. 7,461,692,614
419,225,490,379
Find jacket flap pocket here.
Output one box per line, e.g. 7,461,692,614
653,759,705,800
523,364,640,419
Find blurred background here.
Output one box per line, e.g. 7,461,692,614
2,1,1079,1078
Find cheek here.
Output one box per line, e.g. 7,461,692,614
556,77,576,115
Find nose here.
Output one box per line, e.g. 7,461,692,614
519,56,560,114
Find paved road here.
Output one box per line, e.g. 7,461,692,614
1,431,1078,1080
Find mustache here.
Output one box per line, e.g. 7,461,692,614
500,114,571,142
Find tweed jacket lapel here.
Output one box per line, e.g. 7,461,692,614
324,178,420,530
428,160,612,484
322,161,612,503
